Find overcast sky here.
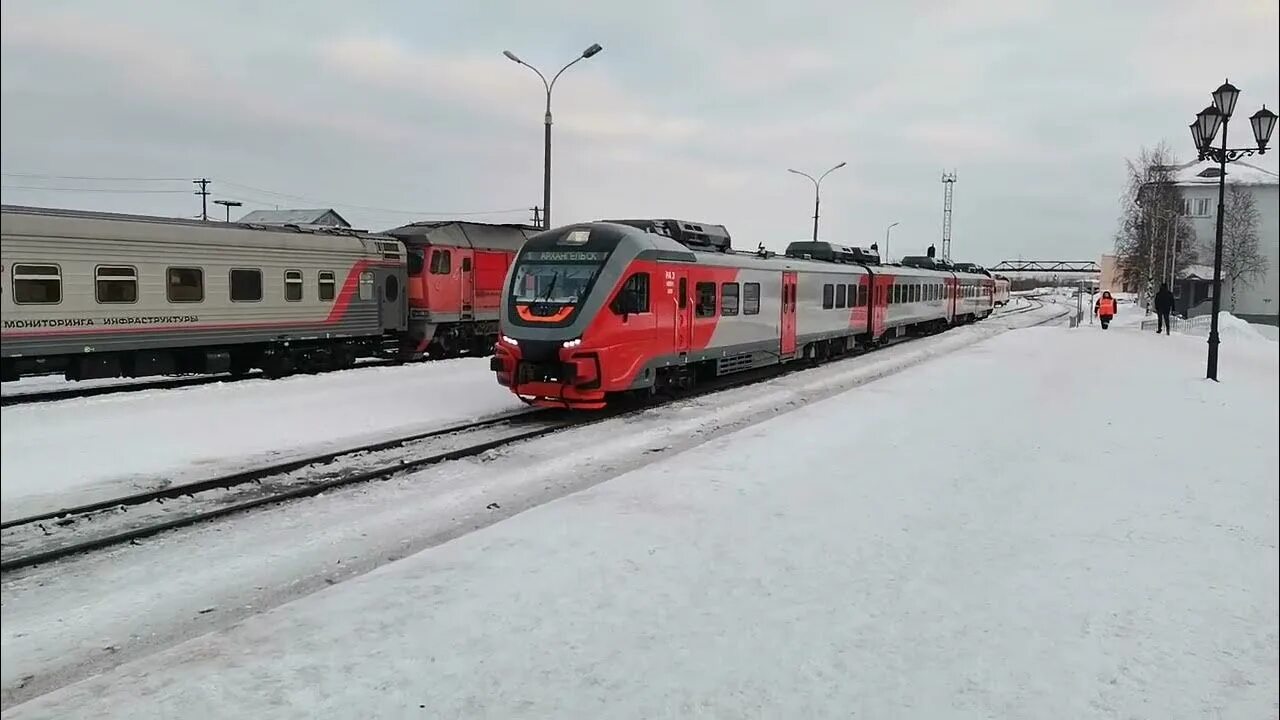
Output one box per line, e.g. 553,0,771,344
2,0,1277,264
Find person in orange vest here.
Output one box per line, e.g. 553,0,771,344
1094,291,1117,329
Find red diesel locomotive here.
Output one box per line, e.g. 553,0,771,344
490,219,995,409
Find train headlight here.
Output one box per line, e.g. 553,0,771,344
562,337,582,348
500,334,519,347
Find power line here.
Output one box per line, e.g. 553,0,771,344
1,172,191,181
1,184,191,194
216,180,527,217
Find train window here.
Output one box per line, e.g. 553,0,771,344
229,268,263,302
721,282,739,316
678,278,688,309
167,267,203,303
13,264,61,304
318,271,336,301
358,271,374,300
407,250,425,277
611,272,650,315
95,265,137,304
284,270,303,302
835,283,847,309
461,257,472,272
857,284,867,307
743,282,760,315
695,281,717,317
430,250,452,275
822,284,834,309
385,275,399,302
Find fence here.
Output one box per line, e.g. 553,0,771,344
1138,314,1212,335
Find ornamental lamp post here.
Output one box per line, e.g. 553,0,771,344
787,162,847,242
503,43,604,230
1188,80,1276,381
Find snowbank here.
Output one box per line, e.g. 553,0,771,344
6,319,1275,718
0,358,524,521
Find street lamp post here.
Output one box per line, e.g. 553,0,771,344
787,162,847,242
1188,80,1276,381
503,43,604,231
884,221,900,263
213,199,242,223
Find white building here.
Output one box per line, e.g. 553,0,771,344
1169,160,1279,324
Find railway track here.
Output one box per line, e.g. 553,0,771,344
2,303,1067,574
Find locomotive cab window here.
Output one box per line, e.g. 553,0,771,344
743,282,761,315
284,270,303,302
721,282,740,316
318,271,336,301
835,283,847,309
611,272,650,315
695,281,717,317
12,264,61,304
167,267,203,303
822,284,835,309
230,268,263,302
430,249,452,275
407,249,425,277
95,265,137,304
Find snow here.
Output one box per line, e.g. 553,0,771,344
0,358,524,522
4,306,1276,718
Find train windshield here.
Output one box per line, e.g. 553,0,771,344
508,250,609,326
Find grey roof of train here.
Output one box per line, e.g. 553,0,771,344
0,204,391,238
236,208,351,226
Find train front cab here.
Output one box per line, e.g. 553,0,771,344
490,224,651,410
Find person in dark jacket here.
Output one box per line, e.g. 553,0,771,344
1154,283,1175,334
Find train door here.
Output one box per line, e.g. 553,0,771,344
945,276,956,323
671,270,692,356
459,252,474,321
780,271,798,358
379,270,404,331
870,275,888,339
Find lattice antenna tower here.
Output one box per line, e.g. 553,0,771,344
940,171,957,262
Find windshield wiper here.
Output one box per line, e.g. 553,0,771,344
534,272,560,308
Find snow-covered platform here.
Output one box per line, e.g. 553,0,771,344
5,322,1278,718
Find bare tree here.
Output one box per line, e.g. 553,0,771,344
1113,142,1197,304
1218,184,1268,311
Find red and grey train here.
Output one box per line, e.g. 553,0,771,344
491,219,998,410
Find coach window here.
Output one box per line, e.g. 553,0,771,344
167,267,203,303
95,265,137,304
229,268,263,302
721,282,740,316
821,283,834,309
835,283,847,309
318,271,336,301
743,282,761,315
695,281,717,317
284,270,303,302
611,272,650,315
358,272,374,300
430,249,451,275
12,264,61,304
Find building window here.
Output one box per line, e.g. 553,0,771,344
318,271,336,301
12,264,61,304
743,282,761,315
167,267,204,303
695,281,717,317
822,283,835,309
721,282,740,316
284,269,303,302
1194,198,1212,217
230,268,263,302
835,283,847,309
95,265,137,304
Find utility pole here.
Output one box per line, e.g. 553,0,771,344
940,171,957,262
193,178,211,221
